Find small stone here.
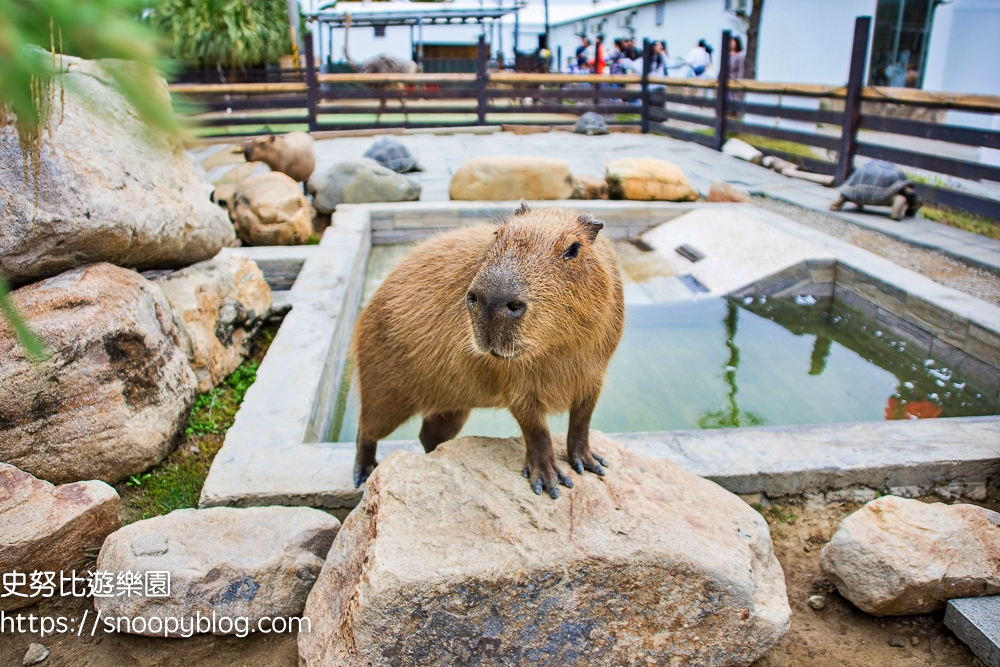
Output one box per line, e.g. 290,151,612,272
707,181,752,203
605,157,698,202
231,172,315,246
820,496,1000,616
22,643,49,665
911,636,919,646
721,138,764,164
888,636,906,648
807,595,826,610
0,465,120,611
449,155,574,201
95,506,339,636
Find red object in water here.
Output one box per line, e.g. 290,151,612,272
885,397,942,420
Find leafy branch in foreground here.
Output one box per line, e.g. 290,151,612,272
0,276,46,359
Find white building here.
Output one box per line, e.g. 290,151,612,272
304,0,1000,94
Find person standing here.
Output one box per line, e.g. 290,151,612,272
592,34,607,75
729,35,745,80
686,39,712,78
576,36,592,73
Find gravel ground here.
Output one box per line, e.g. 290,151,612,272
753,197,1000,307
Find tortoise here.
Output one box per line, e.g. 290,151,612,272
363,138,419,173
829,160,921,221
574,112,609,136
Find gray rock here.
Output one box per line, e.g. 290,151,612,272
1,464,120,612
0,263,197,484
307,158,420,214
155,253,271,392
0,55,236,288
95,506,340,636
363,137,419,173
299,432,790,667
22,643,49,666
820,496,1000,616
807,594,826,610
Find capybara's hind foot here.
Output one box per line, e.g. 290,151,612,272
570,451,608,476
522,462,574,499
353,462,377,488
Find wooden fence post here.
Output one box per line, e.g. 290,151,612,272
835,16,872,185
641,38,652,134
304,31,318,132
477,35,488,125
714,30,732,151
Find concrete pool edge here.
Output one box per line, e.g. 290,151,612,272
199,201,1000,509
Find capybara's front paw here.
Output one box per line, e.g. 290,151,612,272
569,450,608,476
353,462,377,488
522,460,574,499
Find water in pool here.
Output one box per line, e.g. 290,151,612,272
330,244,997,442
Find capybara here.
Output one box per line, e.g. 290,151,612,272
243,132,315,183
352,204,625,498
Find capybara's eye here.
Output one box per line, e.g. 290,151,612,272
563,242,581,260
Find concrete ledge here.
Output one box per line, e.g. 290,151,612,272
200,418,1000,509
945,597,1000,667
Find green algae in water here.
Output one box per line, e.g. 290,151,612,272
331,250,998,442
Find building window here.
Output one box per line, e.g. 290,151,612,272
869,0,936,88
655,2,665,26
725,0,747,12
374,24,386,38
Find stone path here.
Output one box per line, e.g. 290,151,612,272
301,128,1000,275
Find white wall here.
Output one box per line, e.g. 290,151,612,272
923,0,1000,96
755,0,874,85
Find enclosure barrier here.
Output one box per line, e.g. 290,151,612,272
169,22,1000,219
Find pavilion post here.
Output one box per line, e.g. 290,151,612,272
477,35,488,125
714,30,732,151
836,16,872,185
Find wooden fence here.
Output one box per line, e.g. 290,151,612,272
170,19,1000,219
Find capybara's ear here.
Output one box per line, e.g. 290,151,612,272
578,214,604,242
268,135,276,143
515,199,530,216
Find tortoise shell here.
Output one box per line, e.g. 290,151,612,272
364,138,418,173
574,112,609,136
839,160,911,205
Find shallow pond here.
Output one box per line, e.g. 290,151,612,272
329,245,997,442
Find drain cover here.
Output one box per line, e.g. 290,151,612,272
678,274,709,293
675,244,705,263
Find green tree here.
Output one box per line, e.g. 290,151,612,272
147,0,291,70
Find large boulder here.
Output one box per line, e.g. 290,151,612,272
0,55,236,288
820,496,1000,616
605,157,699,201
0,263,197,484
308,158,421,215
95,506,341,636
571,174,609,200
449,155,574,201
154,253,271,392
0,463,120,611
231,171,314,246
300,432,790,667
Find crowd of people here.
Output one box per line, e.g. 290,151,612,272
563,34,746,81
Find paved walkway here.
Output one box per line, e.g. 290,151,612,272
306,129,1000,275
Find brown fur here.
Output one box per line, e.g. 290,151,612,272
352,205,625,497
243,132,315,183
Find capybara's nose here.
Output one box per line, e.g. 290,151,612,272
467,289,526,320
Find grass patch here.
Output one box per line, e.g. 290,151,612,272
118,323,278,522
733,132,828,162
615,113,641,123
758,503,798,525
920,205,1000,241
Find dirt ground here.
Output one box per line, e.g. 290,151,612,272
3,495,991,667
753,196,1000,307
